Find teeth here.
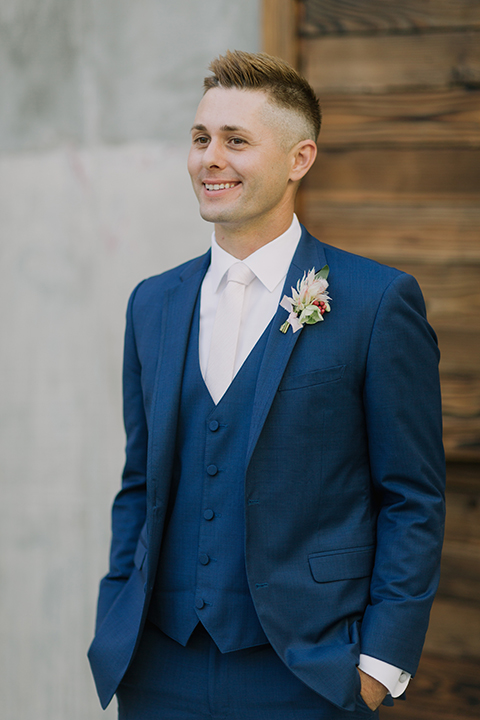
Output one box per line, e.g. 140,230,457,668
205,182,236,191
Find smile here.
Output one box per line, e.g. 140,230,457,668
204,182,240,191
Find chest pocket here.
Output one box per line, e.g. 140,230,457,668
279,364,345,392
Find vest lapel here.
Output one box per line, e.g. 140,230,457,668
246,229,327,466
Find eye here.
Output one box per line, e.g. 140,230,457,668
193,135,210,146
229,137,246,147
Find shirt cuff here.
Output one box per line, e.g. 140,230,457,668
358,654,411,698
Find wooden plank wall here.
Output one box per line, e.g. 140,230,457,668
263,1,480,717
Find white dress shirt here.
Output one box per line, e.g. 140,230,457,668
199,214,410,699
199,215,302,380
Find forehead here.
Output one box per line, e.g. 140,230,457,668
193,87,274,131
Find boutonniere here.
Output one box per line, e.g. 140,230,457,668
280,266,331,333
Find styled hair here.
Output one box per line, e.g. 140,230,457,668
204,50,321,141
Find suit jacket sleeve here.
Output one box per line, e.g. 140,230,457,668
360,271,445,674
94,282,148,632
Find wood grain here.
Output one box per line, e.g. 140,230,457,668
440,374,480,419
439,541,480,603
437,331,480,375
445,487,480,544
446,462,480,493
424,598,480,658
307,149,480,194
302,31,480,92
318,90,480,148
300,0,480,37
387,653,480,720
300,194,480,264
263,0,298,65
440,359,480,460
442,417,480,462
400,265,480,332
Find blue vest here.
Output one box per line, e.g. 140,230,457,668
149,298,269,652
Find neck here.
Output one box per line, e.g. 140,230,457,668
214,208,295,261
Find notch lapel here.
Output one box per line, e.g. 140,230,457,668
246,229,327,466
146,252,211,507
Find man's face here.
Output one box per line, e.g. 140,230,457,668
188,88,298,235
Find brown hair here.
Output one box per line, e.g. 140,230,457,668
204,50,321,141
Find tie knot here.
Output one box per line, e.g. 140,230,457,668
226,262,255,287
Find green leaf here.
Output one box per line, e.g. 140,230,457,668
315,265,329,281
302,307,322,324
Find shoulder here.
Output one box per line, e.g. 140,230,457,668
320,239,401,286
305,229,423,304
133,252,209,298
127,251,210,315
301,229,428,330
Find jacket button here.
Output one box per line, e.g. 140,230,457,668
207,464,218,476
203,509,214,520
209,420,219,432
199,553,210,565
195,598,205,609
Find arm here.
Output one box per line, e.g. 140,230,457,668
360,272,446,676
95,283,148,632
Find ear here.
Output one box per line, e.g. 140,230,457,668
289,140,317,182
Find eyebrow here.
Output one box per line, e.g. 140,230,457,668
191,123,250,134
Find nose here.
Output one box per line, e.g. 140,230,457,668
202,138,226,169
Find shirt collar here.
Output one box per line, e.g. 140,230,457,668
209,215,302,293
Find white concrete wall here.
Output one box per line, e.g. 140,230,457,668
0,3,259,718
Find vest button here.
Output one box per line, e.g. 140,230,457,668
195,598,205,609
203,509,215,521
207,464,218,476
208,420,219,432
199,553,210,565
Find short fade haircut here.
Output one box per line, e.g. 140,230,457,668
204,50,322,142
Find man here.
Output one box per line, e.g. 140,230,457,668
88,51,445,719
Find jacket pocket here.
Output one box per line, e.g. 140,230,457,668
308,545,375,583
279,364,345,391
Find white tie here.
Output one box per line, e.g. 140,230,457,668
205,262,255,404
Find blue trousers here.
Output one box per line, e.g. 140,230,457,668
116,622,379,719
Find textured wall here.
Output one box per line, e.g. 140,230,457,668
0,0,259,150
0,2,259,718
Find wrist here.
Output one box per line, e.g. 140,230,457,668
357,668,388,711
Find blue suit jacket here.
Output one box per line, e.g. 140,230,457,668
88,227,445,710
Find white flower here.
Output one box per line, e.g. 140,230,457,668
280,266,331,334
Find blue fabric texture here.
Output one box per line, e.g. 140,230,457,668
88,227,445,712
149,296,268,651
117,622,379,719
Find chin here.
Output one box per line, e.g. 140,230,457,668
199,206,235,225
